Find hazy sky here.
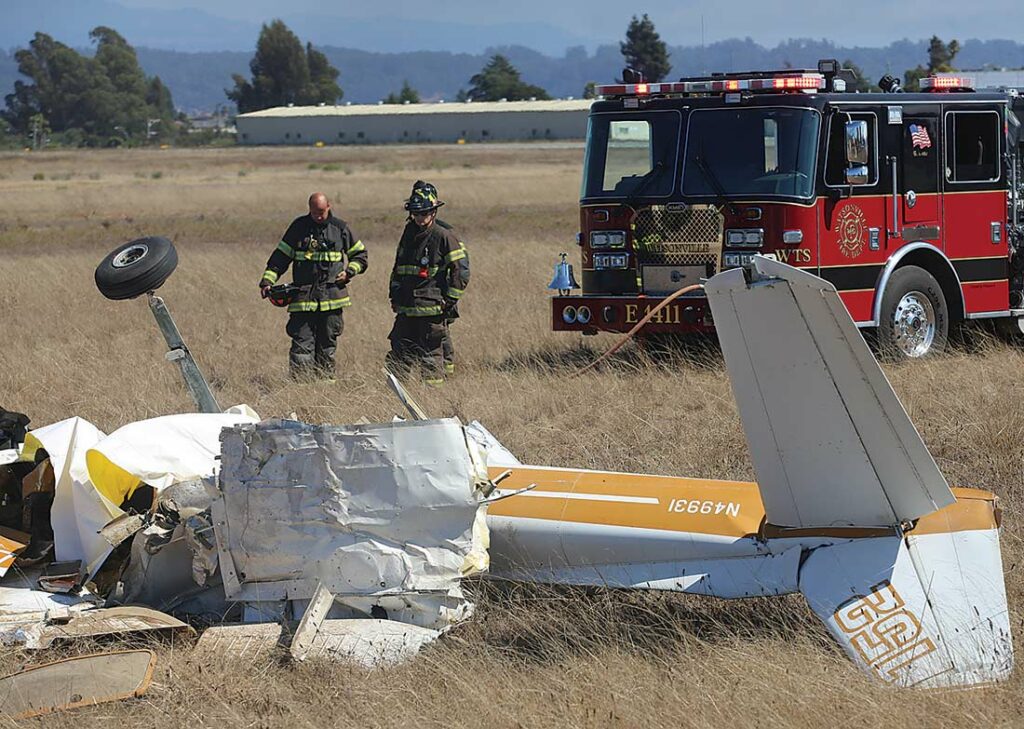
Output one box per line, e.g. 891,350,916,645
111,0,1024,47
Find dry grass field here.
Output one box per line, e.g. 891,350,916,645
2,143,1024,727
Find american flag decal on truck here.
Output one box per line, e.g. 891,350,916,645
909,123,932,149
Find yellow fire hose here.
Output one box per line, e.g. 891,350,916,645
575,283,705,376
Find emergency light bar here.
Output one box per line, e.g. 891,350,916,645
597,73,825,97
920,75,976,91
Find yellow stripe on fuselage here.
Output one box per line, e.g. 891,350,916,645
487,466,764,537
486,466,997,538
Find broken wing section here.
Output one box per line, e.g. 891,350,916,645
799,493,1012,688
704,257,954,528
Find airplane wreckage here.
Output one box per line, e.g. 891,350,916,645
0,239,1013,714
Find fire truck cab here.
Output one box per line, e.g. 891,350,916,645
552,60,1024,357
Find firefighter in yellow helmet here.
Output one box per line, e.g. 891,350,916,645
260,192,368,379
386,181,470,385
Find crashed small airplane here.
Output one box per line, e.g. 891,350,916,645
1,250,1011,690
486,256,1012,689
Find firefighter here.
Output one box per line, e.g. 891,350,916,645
260,192,368,379
387,181,469,385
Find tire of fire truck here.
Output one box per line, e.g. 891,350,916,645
876,265,949,359
94,236,178,300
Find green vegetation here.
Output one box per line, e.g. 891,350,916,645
2,27,179,147
904,36,960,91
465,54,550,102
227,20,342,113
384,80,420,105
620,14,671,83
843,60,877,92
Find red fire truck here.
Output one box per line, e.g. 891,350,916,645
551,60,1024,357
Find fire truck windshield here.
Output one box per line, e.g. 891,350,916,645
581,111,681,199
681,108,819,200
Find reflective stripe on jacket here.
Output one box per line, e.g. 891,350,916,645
261,213,368,313
388,219,470,317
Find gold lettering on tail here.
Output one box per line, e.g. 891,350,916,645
834,581,937,682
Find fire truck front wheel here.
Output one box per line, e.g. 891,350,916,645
877,265,948,359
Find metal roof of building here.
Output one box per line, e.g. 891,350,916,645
238,99,593,118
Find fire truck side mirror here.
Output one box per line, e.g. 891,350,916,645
845,120,869,166
845,166,870,186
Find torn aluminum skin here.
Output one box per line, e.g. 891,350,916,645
211,418,491,631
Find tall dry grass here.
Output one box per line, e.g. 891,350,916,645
1,144,1024,727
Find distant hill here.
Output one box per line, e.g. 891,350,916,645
0,0,590,55
3,38,1024,114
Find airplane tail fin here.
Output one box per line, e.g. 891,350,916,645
705,257,1012,688
704,256,954,528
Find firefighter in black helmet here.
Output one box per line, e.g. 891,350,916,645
260,192,368,380
386,181,470,385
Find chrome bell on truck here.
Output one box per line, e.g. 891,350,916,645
547,252,580,296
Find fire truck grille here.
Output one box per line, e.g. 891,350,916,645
632,205,724,269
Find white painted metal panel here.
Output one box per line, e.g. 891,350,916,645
799,532,1012,688
493,549,801,598
705,257,955,528
213,419,488,626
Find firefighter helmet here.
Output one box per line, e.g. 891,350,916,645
404,180,444,212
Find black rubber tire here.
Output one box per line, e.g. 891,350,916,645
877,265,948,359
95,236,178,300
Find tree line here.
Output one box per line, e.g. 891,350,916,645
1,14,971,147
2,27,177,146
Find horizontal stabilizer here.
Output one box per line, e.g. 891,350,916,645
705,257,954,528
799,499,1012,688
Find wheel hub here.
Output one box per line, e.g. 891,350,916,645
112,243,149,268
893,291,935,357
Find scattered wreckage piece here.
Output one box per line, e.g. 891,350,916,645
285,582,440,667
297,619,440,668
485,256,1013,689
194,617,440,669
384,368,429,420
37,560,82,594
0,649,156,719
0,528,29,579
16,606,193,651
0,568,98,645
290,583,336,662
193,622,285,662
99,512,146,548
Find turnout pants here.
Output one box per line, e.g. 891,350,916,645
286,310,344,378
387,314,452,384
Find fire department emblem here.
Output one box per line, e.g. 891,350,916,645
837,203,867,259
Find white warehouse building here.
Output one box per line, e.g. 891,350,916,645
235,99,592,145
